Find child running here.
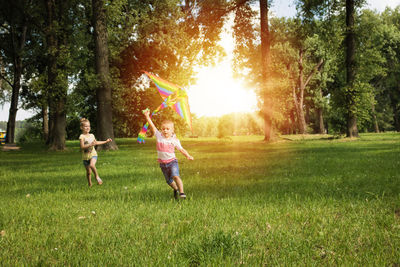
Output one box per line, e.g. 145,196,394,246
143,109,194,199
79,118,112,187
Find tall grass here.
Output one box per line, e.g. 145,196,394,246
0,133,399,265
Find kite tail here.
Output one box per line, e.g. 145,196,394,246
137,123,149,143
136,110,159,143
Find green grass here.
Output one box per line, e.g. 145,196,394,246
1,133,400,265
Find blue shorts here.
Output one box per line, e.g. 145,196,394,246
83,156,98,166
159,159,180,185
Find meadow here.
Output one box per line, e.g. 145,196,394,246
0,133,399,266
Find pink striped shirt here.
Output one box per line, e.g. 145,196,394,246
155,130,183,163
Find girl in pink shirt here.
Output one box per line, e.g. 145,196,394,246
144,109,194,199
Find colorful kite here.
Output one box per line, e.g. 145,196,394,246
137,71,192,143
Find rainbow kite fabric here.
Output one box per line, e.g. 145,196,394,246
137,71,192,143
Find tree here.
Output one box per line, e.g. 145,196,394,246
114,0,232,137
279,18,325,134
92,0,117,150
0,0,30,144
259,0,273,140
345,0,359,137
378,7,400,132
43,0,70,150
231,0,276,140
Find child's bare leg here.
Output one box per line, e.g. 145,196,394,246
89,158,99,179
90,157,103,184
85,166,92,187
168,181,179,191
172,176,184,193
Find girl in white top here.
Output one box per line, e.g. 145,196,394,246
144,109,193,199
79,118,112,187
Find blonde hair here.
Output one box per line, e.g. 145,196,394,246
80,118,90,127
161,120,176,137
161,120,174,128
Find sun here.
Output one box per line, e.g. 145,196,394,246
187,15,258,118
188,63,258,118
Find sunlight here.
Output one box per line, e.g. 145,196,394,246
188,62,258,117
188,17,258,118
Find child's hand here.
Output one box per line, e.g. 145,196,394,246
142,108,150,117
106,138,112,143
187,155,194,160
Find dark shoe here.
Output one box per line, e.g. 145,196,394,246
174,190,178,199
179,193,186,199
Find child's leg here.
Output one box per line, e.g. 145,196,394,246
172,176,184,194
85,165,92,187
89,157,100,179
168,181,179,191
89,157,103,185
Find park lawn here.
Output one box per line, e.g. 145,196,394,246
0,133,399,265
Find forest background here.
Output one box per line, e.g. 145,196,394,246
1,0,400,150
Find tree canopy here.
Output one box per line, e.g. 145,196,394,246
1,0,399,147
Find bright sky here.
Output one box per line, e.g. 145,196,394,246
0,0,399,121
188,14,258,117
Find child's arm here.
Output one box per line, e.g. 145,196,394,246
95,138,112,145
143,109,158,134
178,147,194,160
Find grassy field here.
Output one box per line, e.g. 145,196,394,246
1,133,400,265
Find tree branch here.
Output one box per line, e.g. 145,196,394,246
304,58,324,88
0,72,13,88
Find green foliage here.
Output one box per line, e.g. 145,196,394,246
16,120,42,143
2,0,400,145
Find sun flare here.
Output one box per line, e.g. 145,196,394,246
188,60,258,118
187,15,258,118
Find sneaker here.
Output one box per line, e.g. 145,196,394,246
173,190,178,199
179,193,186,199
96,177,103,185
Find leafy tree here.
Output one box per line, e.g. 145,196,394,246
0,0,32,143
114,0,231,137
377,7,400,132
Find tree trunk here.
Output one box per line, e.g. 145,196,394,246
46,99,54,145
92,0,117,150
296,49,307,134
6,23,27,144
6,68,21,144
260,0,272,141
390,90,400,132
45,0,66,150
371,102,379,133
317,88,325,134
290,108,296,134
394,109,400,132
42,104,49,141
293,49,323,134
345,0,359,137
0,58,2,90
317,108,325,134
51,99,66,150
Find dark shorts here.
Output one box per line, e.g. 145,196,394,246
83,156,97,166
159,159,180,185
